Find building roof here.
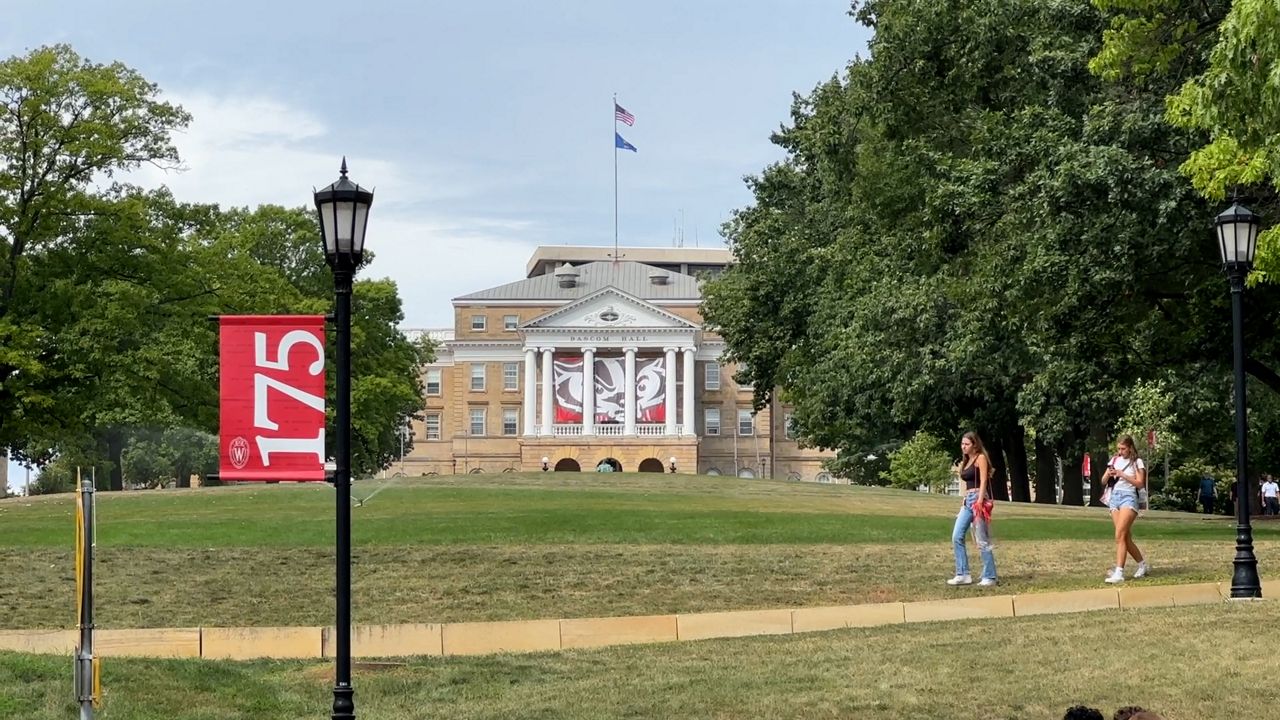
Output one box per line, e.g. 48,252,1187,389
525,245,732,277
454,261,703,303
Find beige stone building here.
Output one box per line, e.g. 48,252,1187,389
401,246,836,480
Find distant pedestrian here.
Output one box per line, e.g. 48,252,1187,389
1104,435,1148,584
1198,473,1216,515
1262,474,1280,516
946,431,997,587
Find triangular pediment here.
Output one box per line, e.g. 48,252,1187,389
523,288,698,330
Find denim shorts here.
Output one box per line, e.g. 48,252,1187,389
1108,488,1139,512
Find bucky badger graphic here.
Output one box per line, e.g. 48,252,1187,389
553,355,666,424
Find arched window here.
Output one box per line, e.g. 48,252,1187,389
637,458,664,473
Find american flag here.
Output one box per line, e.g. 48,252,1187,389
614,103,635,126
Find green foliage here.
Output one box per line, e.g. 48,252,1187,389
0,45,191,459
1153,458,1233,513
0,46,428,485
121,427,218,488
884,432,952,492
1114,378,1181,458
704,0,1258,498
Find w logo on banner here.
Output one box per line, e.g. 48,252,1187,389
228,437,251,469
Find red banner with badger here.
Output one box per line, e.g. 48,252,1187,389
553,354,666,424
219,316,327,481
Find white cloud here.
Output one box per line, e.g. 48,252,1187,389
368,214,538,328
122,90,545,328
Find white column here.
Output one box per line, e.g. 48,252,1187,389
523,348,537,436
582,347,596,436
682,347,696,436
623,346,637,436
663,347,678,436
540,347,554,436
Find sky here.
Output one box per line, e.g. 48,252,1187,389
2,1,871,492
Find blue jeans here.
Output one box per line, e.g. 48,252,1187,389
953,491,997,580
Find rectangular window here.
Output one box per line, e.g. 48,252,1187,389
504,314,519,331
503,362,519,391
425,413,441,440
471,314,486,331
469,408,486,436
502,408,518,436
704,408,720,436
738,408,754,436
705,362,721,390
784,413,795,440
425,368,442,395
470,363,485,391
736,362,753,389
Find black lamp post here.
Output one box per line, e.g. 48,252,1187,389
315,158,374,718
1215,201,1262,599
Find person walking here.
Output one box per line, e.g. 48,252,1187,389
1261,474,1280,516
946,431,998,587
1198,473,1216,515
1104,435,1149,583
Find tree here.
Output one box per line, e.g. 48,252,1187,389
704,0,1275,504
0,45,190,461
885,431,953,492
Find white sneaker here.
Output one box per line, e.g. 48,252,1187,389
978,578,998,587
946,574,973,586
1134,561,1150,579
1104,567,1125,584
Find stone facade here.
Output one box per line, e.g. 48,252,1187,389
401,248,836,481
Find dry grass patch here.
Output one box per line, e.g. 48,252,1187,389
3,540,1272,629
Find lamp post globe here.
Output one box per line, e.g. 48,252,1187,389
315,157,374,271
1216,201,1262,599
315,158,374,719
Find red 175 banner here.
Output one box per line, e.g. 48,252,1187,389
219,316,327,481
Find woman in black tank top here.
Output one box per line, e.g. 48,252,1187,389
947,431,998,586
960,462,981,491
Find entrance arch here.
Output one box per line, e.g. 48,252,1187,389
637,458,664,473
554,458,581,472
595,457,622,473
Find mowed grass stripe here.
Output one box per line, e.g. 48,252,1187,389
1,475,1271,548
2,600,1278,719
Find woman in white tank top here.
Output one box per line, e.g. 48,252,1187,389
1103,435,1148,584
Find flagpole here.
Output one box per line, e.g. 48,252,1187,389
613,93,619,261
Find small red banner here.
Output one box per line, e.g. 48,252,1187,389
219,316,327,481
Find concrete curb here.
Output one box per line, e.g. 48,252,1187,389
0,580,1272,660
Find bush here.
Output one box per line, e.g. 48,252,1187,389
885,432,952,492
1153,459,1234,514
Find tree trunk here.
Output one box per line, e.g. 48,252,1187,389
1005,427,1031,502
986,434,1010,501
106,431,124,491
1088,426,1109,507
1033,436,1057,504
1060,441,1084,506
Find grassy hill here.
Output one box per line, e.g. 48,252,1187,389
0,473,1274,629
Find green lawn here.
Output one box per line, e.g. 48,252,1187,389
3,600,1275,719
0,473,1274,628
